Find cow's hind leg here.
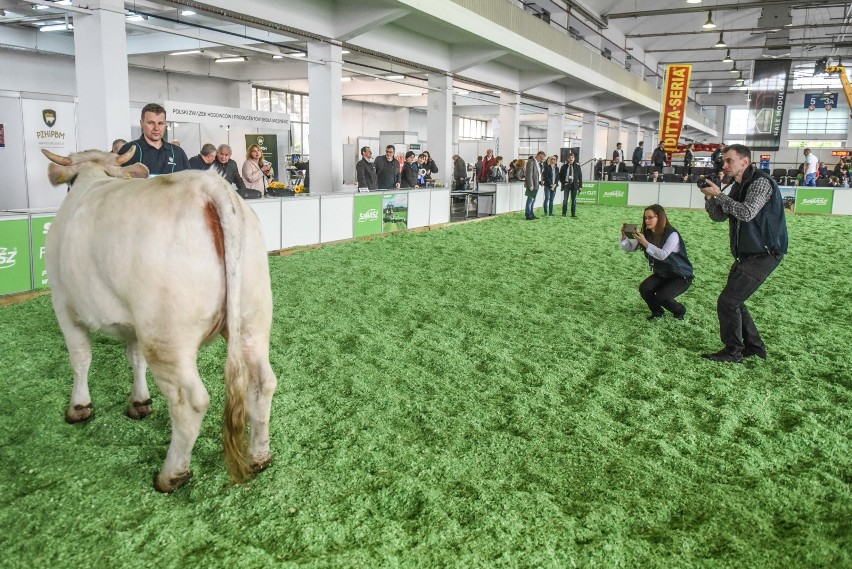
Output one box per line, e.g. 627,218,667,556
125,341,153,419
243,335,277,472
55,306,94,423
146,351,210,493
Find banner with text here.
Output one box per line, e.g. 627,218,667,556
164,100,289,130
354,194,383,237
577,181,598,204
746,59,791,151
31,216,53,290
795,188,833,215
659,64,692,152
598,182,629,206
22,99,76,209
382,193,409,232
0,217,32,295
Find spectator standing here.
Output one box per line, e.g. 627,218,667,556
612,142,625,163
699,144,788,363
242,144,273,196
213,144,247,191
607,156,627,177
524,151,546,220
189,143,217,170
480,149,497,186
118,103,190,175
632,141,644,170
511,159,526,182
356,146,378,190
542,154,559,216
802,148,818,186
559,153,582,217
817,161,830,179
651,142,667,173
684,143,695,177
833,156,848,176
474,156,483,189
452,154,467,190
375,145,401,190
400,151,419,188
621,204,693,321
710,144,724,176
422,150,439,180
490,156,507,182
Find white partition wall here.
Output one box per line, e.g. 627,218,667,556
282,197,320,248
407,190,431,229
628,182,659,206
429,188,450,224
248,200,283,251
658,183,693,209
833,189,852,215
320,194,355,243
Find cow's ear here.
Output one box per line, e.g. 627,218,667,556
47,163,74,186
123,163,150,179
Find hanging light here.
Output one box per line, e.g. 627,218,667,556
715,32,726,48
703,11,716,29
722,49,733,63
736,72,745,85
730,62,739,73
686,0,702,3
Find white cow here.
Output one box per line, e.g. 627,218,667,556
42,148,277,492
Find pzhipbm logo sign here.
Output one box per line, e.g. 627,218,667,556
0,247,18,269
603,191,625,198
358,209,379,222
800,197,828,206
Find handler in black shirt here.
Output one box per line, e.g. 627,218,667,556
118,103,190,175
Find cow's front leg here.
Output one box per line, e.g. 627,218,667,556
243,336,277,472
125,341,153,419
56,306,94,423
148,353,210,493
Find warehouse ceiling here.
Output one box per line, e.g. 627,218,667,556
0,0,849,140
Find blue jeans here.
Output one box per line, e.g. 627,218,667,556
525,195,536,218
804,172,816,186
543,187,556,215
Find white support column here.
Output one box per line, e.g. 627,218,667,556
307,42,343,193
607,122,621,159
580,113,598,165
546,103,564,156
498,92,520,162
626,125,639,155
427,74,453,186
72,0,129,151
230,82,253,109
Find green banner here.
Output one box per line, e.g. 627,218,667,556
31,216,53,290
795,188,833,214
577,181,598,204
354,194,383,237
0,218,32,295
245,134,279,181
382,193,409,232
598,182,629,206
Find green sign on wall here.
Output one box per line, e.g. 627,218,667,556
0,218,32,296
795,188,833,215
577,181,598,204
354,194,383,237
31,216,54,290
598,182,629,206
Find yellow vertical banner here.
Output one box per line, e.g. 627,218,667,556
659,64,692,152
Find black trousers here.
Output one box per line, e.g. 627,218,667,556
561,188,578,216
717,254,782,355
639,274,692,317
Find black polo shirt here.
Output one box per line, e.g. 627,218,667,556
118,136,191,175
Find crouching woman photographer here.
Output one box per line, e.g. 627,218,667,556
621,204,694,320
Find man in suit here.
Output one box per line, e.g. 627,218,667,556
189,143,217,170
652,142,667,173
524,151,546,220
612,142,625,163
559,153,582,217
632,141,644,170
607,156,628,178
356,146,378,190
375,145,400,190
214,144,246,191
452,154,467,190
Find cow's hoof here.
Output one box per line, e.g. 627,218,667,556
251,455,273,473
65,403,93,424
126,398,153,420
154,470,193,493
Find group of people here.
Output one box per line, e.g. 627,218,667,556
518,151,584,219
356,145,440,191
111,103,277,196
798,148,851,187
621,143,788,364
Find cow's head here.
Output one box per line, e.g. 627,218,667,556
42,148,150,186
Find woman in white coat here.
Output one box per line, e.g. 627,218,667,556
242,144,273,196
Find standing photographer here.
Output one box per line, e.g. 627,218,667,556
699,144,788,363
621,204,693,320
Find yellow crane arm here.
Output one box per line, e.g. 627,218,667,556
824,65,852,118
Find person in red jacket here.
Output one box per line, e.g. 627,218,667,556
479,148,496,184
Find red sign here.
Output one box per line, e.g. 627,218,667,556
831,150,851,157
659,64,692,152
760,154,771,159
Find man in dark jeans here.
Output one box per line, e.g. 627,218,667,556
699,144,788,363
559,153,582,217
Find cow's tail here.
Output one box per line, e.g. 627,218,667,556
205,176,253,484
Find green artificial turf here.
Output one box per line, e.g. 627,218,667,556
1,204,850,568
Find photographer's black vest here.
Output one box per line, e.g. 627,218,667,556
727,166,789,258
643,226,694,279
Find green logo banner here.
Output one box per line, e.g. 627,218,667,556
598,182,629,206
795,188,833,214
31,216,53,290
577,181,598,204
0,218,32,295
382,193,409,232
354,194,383,237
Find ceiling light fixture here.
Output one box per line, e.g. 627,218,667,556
272,55,284,59
386,75,405,80
715,32,726,48
39,23,72,32
126,13,145,22
215,56,247,63
398,93,422,97
686,0,702,4
736,72,745,84
341,77,352,82
290,53,306,58
169,50,201,56
730,62,739,73
341,50,350,55
702,11,716,29
181,10,196,16
722,49,733,63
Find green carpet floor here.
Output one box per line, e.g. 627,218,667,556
1,205,850,568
